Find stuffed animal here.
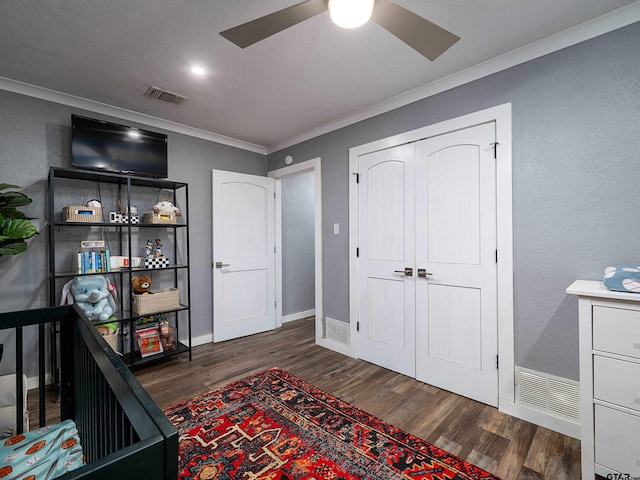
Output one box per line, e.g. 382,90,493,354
159,318,175,350
96,323,117,337
60,276,116,321
153,199,181,217
132,275,151,294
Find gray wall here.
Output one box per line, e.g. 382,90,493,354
0,89,266,346
281,171,315,316
268,22,640,381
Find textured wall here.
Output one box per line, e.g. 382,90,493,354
0,89,266,346
281,171,315,316
267,23,640,381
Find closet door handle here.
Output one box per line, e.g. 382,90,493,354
417,269,433,278
215,262,230,268
394,267,413,277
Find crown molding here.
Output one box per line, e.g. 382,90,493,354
266,2,640,154
0,76,268,155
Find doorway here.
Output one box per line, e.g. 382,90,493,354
268,158,323,341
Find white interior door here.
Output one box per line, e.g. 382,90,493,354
415,122,498,406
212,170,275,342
358,144,416,377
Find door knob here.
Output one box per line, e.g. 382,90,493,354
215,262,230,268
394,267,413,276
417,269,433,278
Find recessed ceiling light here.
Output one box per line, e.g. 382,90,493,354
191,66,206,76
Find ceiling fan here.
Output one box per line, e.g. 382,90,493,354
220,0,460,61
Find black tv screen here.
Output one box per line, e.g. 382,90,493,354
71,115,168,178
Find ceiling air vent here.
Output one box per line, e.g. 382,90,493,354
145,86,188,105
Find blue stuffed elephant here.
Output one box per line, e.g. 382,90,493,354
60,275,117,321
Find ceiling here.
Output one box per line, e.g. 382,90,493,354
0,1,637,153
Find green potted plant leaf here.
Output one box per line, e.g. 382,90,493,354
0,183,38,257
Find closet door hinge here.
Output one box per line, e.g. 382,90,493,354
495,250,498,263
356,247,359,257
491,142,499,159
357,321,360,332
496,355,499,369
353,172,360,183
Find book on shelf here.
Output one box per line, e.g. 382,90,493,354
76,248,111,274
136,326,163,357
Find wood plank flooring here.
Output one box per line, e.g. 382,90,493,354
30,317,582,479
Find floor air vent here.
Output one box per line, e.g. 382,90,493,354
516,367,580,422
325,317,349,345
145,86,188,105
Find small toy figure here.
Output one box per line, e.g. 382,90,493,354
159,317,175,350
154,238,163,257
145,239,153,258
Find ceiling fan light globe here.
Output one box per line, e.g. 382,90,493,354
328,0,374,29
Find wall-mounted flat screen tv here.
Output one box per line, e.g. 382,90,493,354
71,115,168,178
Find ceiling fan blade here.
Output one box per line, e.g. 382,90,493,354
220,0,328,48
371,0,460,61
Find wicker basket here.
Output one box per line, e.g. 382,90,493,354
132,288,179,315
63,205,103,222
103,330,119,351
142,211,177,224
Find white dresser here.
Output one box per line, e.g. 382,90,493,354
567,280,640,479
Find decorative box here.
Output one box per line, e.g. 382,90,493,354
122,214,140,224
144,257,170,269
63,205,102,223
132,288,179,315
110,256,143,270
143,211,177,224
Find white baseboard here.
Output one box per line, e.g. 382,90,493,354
281,309,315,324
26,373,52,391
316,337,356,358
181,333,213,347
499,398,580,439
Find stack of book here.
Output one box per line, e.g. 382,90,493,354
134,315,163,357
77,248,111,274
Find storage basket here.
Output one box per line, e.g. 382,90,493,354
132,288,179,315
103,330,119,351
142,211,177,224
63,205,103,223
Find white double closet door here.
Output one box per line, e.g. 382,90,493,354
357,122,498,406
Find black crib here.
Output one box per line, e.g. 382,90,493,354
0,304,177,479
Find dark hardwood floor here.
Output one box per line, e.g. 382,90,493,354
31,317,582,479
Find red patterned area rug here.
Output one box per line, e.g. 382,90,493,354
164,367,500,480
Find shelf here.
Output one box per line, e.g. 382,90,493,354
48,166,192,378
88,305,189,326
51,167,188,189
53,221,188,228
53,264,189,278
121,341,190,367
128,304,190,320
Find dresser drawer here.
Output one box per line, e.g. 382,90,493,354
593,306,640,359
594,356,640,411
595,404,640,475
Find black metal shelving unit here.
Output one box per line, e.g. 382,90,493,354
47,167,192,388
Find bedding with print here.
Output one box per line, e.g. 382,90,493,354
0,419,84,479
